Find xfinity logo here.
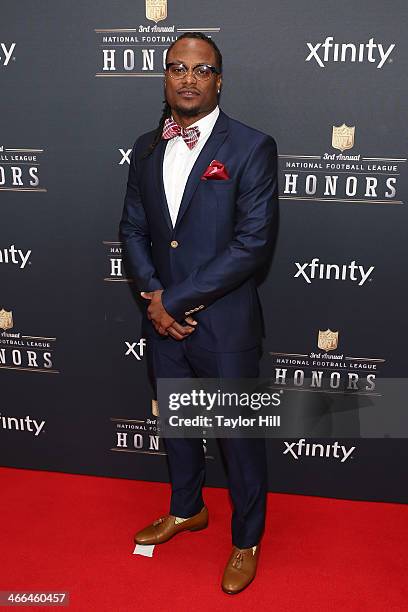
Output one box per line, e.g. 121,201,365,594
125,338,146,360
0,42,16,66
284,439,355,462
294,259,374,286
119,148,131,165
0,413,45,436
306,37,395,68
0,245,31,269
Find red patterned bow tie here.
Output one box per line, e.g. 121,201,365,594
162,117,200,149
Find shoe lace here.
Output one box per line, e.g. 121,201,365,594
232,550,245,569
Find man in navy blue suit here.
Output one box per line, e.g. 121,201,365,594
119,32,278,594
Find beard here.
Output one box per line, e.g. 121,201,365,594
172,102,202,118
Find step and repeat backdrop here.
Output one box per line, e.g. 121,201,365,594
1,0,407,503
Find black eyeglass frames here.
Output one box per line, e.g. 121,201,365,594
165,62,221,81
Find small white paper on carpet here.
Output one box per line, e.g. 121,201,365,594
133,543,155,557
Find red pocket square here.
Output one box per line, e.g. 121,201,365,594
201,160,230,180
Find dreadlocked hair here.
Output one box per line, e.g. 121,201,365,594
141,32,222,158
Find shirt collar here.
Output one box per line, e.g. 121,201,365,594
171,105,220,141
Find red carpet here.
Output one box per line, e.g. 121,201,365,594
0,467,407,611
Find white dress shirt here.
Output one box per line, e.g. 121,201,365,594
163,105,220,228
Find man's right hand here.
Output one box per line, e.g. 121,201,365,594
166,315,197,341
141,291,198,340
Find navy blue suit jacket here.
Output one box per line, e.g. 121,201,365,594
119,109,278,352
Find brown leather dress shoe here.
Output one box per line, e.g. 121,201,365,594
134,505,208,545
221,544,260,594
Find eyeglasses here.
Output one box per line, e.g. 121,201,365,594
165,62,221,81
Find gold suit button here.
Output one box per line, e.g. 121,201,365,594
170,240,179,248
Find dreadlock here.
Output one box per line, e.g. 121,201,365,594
141,32,223,158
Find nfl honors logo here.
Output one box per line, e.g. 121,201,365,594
332,124,355,152
146,0,167,23
317,329,339,351
0,308,13,330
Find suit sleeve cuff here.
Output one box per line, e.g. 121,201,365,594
161,277,204,321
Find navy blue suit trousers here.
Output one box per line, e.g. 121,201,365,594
147,334,267,548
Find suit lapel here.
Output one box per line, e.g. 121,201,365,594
153,138,173,232
174,110,229,230
152,109,230,233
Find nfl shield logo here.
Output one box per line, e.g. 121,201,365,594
332,124,355,152
146,0,167,23
317,329,339,352
0,309,13,330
